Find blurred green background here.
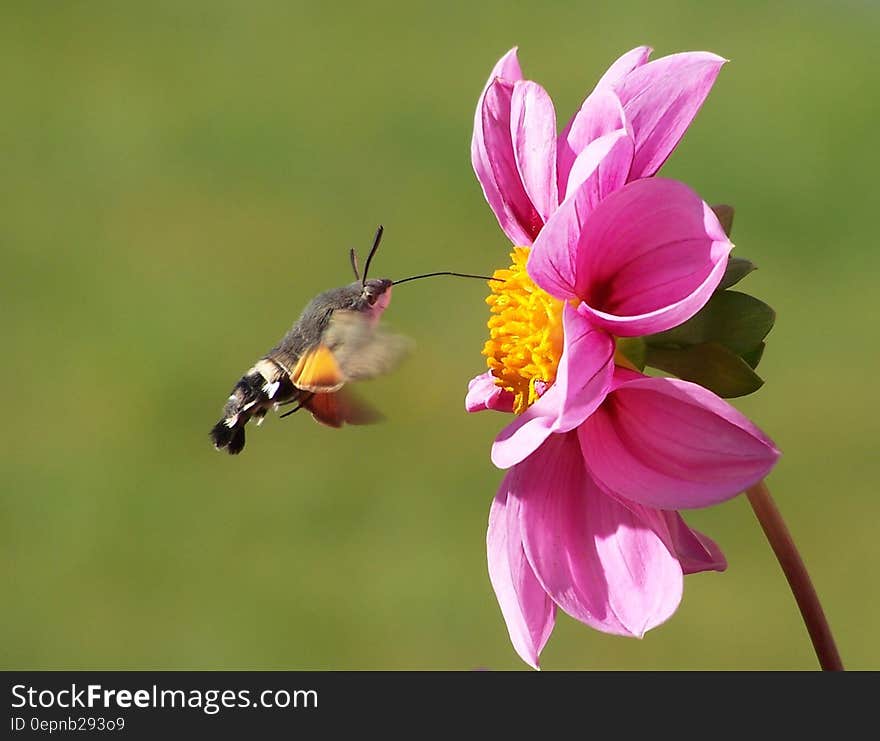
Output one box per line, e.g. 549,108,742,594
2,0,878,670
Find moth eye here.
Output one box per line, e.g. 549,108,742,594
366,293,377,305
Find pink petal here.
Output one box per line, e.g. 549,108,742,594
595,46,653,89
574,178,732,337
579,373,781,510
529,130,634,300
510,434,683,637
471,50,535,245
661,512,727,574
606,497,727,575
557,89,630,199
554,46,650,193
487,482,556,669
564,129,634,203
482,48,524,87
510,81,558,224
491,305,614,469
613,51,726,179
480,78,543,245
466,372,515,414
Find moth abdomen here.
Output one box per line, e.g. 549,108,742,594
210,419,246,454
210,358,300,455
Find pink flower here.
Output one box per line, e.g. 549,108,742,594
487,390,769,668
472,46,726,245
474,351,779,669
467,47,781,668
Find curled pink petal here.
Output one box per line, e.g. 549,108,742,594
606,498,727,575
481,79,542,244
466,372,515,414
574,178,732,336
613,51,726,179
595,45,653,89
661,512,727,574
529,130,634,300
491,305,614,469
510,434,683,637
579,373,781,510
487,483,556,669
510,81,558,224
471,50,534,245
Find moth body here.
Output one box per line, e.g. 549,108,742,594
210,275,403,455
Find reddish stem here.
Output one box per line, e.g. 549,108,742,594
746,480,843,671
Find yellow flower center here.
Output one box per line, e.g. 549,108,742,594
483,248,642,414
483,248,564,414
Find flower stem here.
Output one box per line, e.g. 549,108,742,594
745,479,843,671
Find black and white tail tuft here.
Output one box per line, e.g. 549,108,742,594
210,359,296,455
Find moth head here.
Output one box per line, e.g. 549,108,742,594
348,225,392,320
361,278,393,317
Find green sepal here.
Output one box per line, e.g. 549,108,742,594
644,342,765,398
645,290,775,360
711,204,735,236
740,342,765,370
717,257,757,290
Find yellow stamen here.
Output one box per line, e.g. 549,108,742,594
483,248,564,414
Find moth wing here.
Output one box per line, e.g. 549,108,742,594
323,310,413,383
290,344,345,393
305,388,384,428
290,310,411,393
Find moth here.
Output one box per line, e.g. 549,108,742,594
210,226,488,454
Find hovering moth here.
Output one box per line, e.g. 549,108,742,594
210,226,488,454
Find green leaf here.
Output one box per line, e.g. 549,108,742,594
711,204,735,236
717,256,757,290
740,342,765,369
644,342,765,398
645,290,775,358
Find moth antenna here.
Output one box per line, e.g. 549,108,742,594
361,225,384,285
392,271,502,286
349,248,360,281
